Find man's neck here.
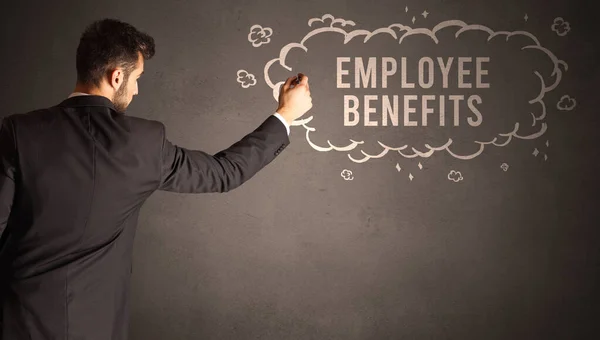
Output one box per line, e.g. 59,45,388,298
72,83,110,98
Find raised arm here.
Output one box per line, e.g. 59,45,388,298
157,115,289,193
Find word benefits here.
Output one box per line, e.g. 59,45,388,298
337,57,491,127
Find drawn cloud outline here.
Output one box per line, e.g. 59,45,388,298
448,170,464,182
248,24,273,47
341,169,354,180
263,14,568,163
551,17,571,37
556,95,576,111
237,70,257,88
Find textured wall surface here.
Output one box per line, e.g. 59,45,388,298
0,0,597,338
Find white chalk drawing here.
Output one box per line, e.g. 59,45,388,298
236,70,257,88
263,14,568,163
422,11,429,19
544,153,548,161
341,169,354,180
405,6,408,13
418,162,423,170
524,14,529,22
248,24,273,47
448,170,464,182
532,148,539,156
395,163,402,171
557,95,576,111
409,173,414,181
546,140,550,147
551,17,571,36
501,163,509,171
412,16,416,24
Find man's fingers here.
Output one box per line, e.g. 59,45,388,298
282,76,295,91
299,74,308,85
298,74,310,94
283,73,309,93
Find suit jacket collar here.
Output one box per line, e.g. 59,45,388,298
57,94,117,112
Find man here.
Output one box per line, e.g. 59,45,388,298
0,18,312,339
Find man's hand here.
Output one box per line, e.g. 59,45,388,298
276,73,313,126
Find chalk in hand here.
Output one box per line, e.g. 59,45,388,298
290,75,301,89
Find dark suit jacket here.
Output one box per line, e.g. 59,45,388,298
0,94,290,339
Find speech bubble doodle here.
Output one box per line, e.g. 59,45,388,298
236,70,257,88
248,24,273,47
263,14,568,163
557,95,576,111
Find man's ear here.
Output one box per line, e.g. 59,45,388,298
109,69,124,91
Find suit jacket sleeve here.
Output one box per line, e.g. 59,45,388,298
0,117,16,241
157,115,290,193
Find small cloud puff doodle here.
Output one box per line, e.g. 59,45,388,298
447,170,464,182
248,24,273,47
556,95,576,111
307,14,356,29
501,163,509,171
341,169,354,181
236,70,257,88
551,17,571,36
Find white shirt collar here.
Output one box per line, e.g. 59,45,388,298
68,92,91,98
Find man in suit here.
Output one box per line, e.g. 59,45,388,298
0,18,312,339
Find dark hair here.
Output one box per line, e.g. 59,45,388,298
76,18,155,87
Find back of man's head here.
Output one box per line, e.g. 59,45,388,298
76,19,155,88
